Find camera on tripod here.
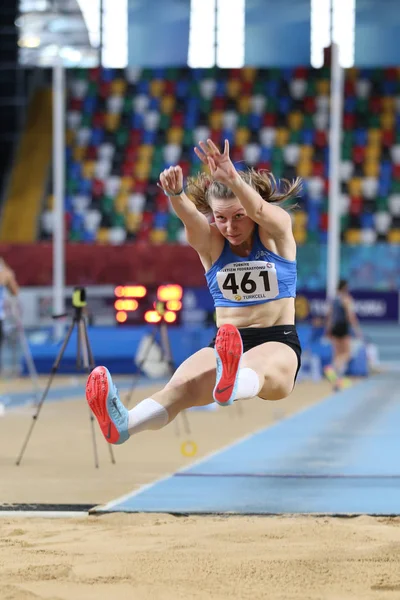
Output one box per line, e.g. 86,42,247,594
72,287,87,309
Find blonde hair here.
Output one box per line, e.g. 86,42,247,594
186,169,302,215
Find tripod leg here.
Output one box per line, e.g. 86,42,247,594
80,318,115,466
16,319,76,466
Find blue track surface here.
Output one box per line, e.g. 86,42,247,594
95,373,400,515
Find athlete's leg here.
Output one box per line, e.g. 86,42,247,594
86,348,217,444
241,341,299,400
332,336,352,376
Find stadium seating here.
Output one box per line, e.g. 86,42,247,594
40,66,400,246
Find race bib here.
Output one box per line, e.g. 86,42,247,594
216,261,279,303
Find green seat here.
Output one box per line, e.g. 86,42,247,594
159,114,171,130
307,231,319,242
199,98,212,113
368,114,380,127
100,195,114,215
391,181,400,193
116,127,129,148
355,98,368,114
183,130,193,146
289,131,301,143
237,114,249,127
340,214,350,232
112,213,125,227
306,80,317,96
70,230,82,241
376,196,388,211
341,145,352,161
166,68,179,80
88,81,97,95
303,114,314,128
81,114,91,127
66,179,78,194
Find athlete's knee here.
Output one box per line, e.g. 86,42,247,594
259,370,294,401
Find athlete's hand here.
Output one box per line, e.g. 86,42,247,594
194,139,238,186
158,166,184,196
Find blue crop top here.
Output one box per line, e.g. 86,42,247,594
205,227,297,308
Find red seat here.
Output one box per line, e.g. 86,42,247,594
350,196,363,215
352,146,365,164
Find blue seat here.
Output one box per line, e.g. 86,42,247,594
132,113,144,128
354,128,368,147
344,97,356,112
90,127,104,146
141,130,155,144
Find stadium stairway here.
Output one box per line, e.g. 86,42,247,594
0,87,52,242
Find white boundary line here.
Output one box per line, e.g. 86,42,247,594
94,377,381,513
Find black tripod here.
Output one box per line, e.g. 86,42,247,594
125,303,191,437
16,287,115,468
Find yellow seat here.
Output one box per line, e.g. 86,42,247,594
316,80,330,96
299,145,314,160
111,78,127,96
293,228,307,244
363,161,380,178
150,79,165,97
134,163,150,179
167,127,184,144
296,160,312,177
347,67,358,81
275,128,289,147
82,160,95,179
138,144,154,160
293,211,307,227
242,67,257,82
238,96,251,114
97,228,109,243
235,127,250,146
126,212,142,233
73,146,86,161
104,112,120,131
364,145,381,161
345,229,361,244
381,113,395,130
115,192,128,213
382,97,395,112
66,129,75,145
161,95,175,114
387,229,400,244
226,79,241,98
150,228,168,244
368,129,382,145
120,176,133,192
348,178,363,196
288,111,304,131
209,111,223,130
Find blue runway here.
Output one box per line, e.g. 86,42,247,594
94,373,400,516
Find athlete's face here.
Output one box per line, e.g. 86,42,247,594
210,197,255,245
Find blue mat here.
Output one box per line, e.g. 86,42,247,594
94,374,400,515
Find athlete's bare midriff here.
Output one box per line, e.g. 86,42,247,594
214,297,295,328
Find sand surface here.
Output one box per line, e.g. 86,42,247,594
1,377,398,600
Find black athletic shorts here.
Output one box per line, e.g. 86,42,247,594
330,322,350,338
208,324,302,383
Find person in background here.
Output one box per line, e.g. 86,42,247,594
324,279,363,391
0,258,20,372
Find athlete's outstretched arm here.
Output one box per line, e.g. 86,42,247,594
195,139,292,237
159,165,211,252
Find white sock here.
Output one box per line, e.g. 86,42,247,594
127,398,169,435
234,367,261,400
